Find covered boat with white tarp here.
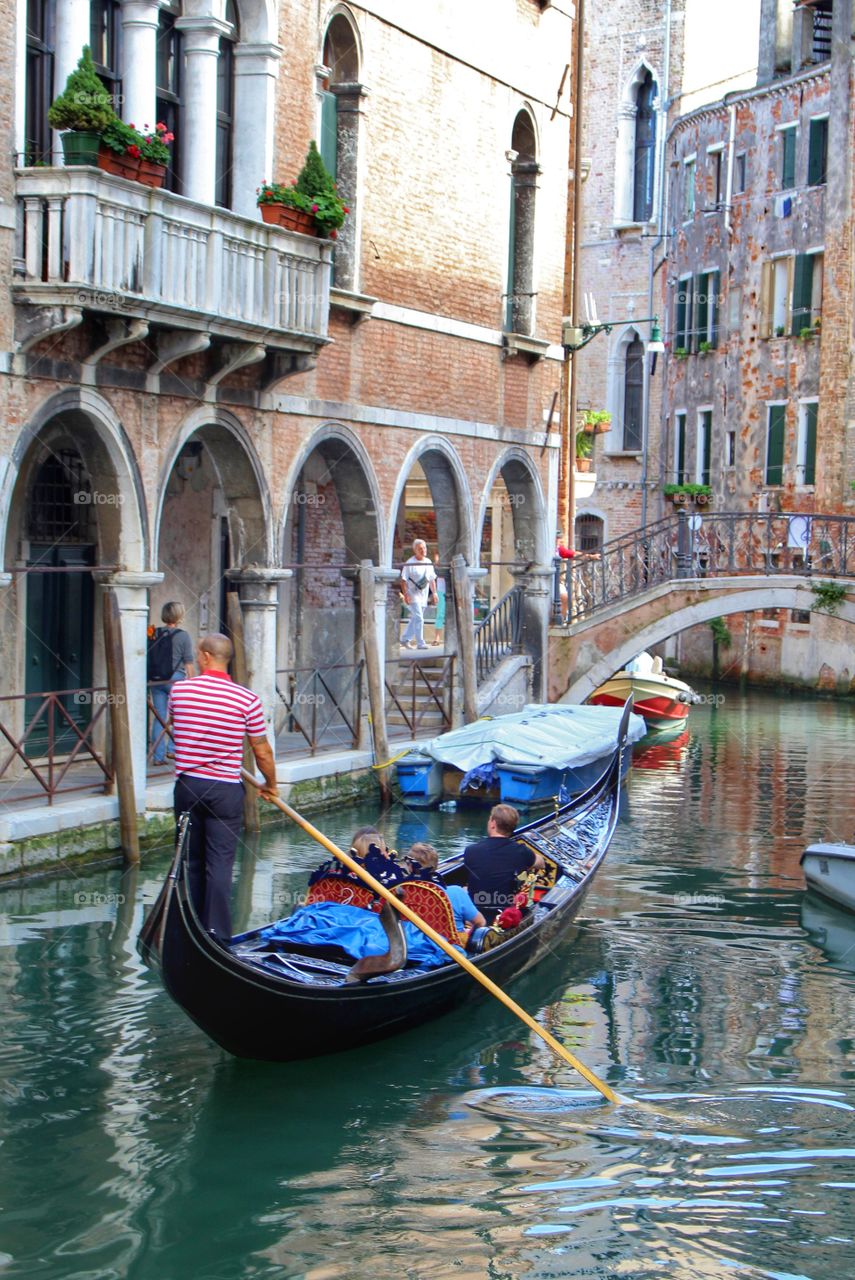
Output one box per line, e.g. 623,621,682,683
396,702,646,808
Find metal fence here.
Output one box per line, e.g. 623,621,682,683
275,662,365,755
556,511,855,623
0,687,114,805
385,655,455,738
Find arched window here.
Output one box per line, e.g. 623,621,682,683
320,13,362,289
633,70,656,222
623,337,644,451
156,2,183,193
25,0,55,165
90,0,123,110
506,112,538,335
215,0,239,208
615,65,658,226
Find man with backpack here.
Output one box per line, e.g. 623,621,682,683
147,601,194,764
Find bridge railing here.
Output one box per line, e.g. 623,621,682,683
558,511,855,623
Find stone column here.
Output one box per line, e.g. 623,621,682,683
511,566,553,704
510,160,539,336
175,15,227,206
120,0,160,129
330,81,367,291
231,42,282,219
53,0,90,163
227,568,291,744
94,571,163,808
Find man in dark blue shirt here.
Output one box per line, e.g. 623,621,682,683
463,804,544,923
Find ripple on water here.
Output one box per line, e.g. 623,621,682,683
457,1084,855,1279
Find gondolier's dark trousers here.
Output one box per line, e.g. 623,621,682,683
174,774,244,941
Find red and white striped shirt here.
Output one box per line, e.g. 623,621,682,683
168,671,266,782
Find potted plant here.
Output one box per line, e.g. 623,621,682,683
775,325,786,337
98,117,142,180
47,46,115,166
136,122,174,187
693,485,713,506
579,409,612,435
698,340,713,355
664,483,690,505
575,430,594,473
674,346,689,360
258,141,349,237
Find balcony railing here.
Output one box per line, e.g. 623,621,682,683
14,166,331,355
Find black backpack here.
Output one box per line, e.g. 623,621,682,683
147,627,177,682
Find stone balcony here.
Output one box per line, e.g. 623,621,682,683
13,166,332,389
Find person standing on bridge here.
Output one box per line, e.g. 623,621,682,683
400,539,438,650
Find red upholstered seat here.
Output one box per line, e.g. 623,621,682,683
305,877,380,912
398,880,461,945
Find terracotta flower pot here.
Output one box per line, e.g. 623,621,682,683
694,493,712,506
259,203,318,235
576,457,593,473
137,159,166,188
669,491,689,505
97,145,141,181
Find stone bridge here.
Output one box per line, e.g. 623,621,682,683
548,511,855,702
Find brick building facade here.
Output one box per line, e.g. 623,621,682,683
664,0,855,689
0,1,574,812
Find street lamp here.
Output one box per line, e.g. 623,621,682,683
561,316,664,354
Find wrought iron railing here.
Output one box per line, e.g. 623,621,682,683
474,585,524,681
385,656,455,738
0,687,114,805
556,511,855,623
275,662,364,755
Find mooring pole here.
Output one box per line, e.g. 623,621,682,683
226,591,260,833
451,555,479,724
359,560,392,806
102,588,140,866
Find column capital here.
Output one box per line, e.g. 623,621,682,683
0,573,12,588
226,567,292,585
175,14,230,50
121,0,161,28
234,42,283,73
511,565,554,597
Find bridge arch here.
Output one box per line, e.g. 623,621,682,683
554,577,855,703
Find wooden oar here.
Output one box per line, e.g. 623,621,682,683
241,769,621,1105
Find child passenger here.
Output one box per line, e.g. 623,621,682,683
406,843,486,936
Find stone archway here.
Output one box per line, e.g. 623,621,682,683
477,449,548,606
154,414,272,640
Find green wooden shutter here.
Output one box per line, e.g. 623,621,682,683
676,413,686,483
808,118,828,187
320,91,337,178
702,410,712,485
791,254,814,335
766,405,785,485
781,128,796,190
804,402,817,485
694,273,708,351
675,284,688,350
709,270,720,348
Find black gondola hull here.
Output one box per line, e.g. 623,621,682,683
139,699,631,1061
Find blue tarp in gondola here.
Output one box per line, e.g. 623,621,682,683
261,901,459,969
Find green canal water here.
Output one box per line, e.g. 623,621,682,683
1,688,855,1279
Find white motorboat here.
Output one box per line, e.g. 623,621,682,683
800,842,855,913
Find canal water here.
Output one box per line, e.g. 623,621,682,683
1,688,854,1280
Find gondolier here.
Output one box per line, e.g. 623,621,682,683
168,633,278,941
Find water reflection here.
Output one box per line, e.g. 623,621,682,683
1,688,855,1279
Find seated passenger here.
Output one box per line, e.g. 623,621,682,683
463,804,544,924
406,842,486,936
310,826,409,891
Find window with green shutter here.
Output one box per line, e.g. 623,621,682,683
693,274,708,352
808,117,828,187
675,280,691,350
698,410,712,485
675,412,686,483
803,402,817,485
708,270,720,347
791,254,814,334
781,127,796,191
766,405,785,485
320,90,337,178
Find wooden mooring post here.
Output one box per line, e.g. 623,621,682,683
102,588,140,866
359,560,392,806
451,555,479,724
226,591,260,833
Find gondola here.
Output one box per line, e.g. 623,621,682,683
138,700,633,1062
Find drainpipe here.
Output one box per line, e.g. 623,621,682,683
724,102,736,238
562,0,585,550
642,0,672,529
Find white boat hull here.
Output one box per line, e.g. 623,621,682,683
800,843,855,913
